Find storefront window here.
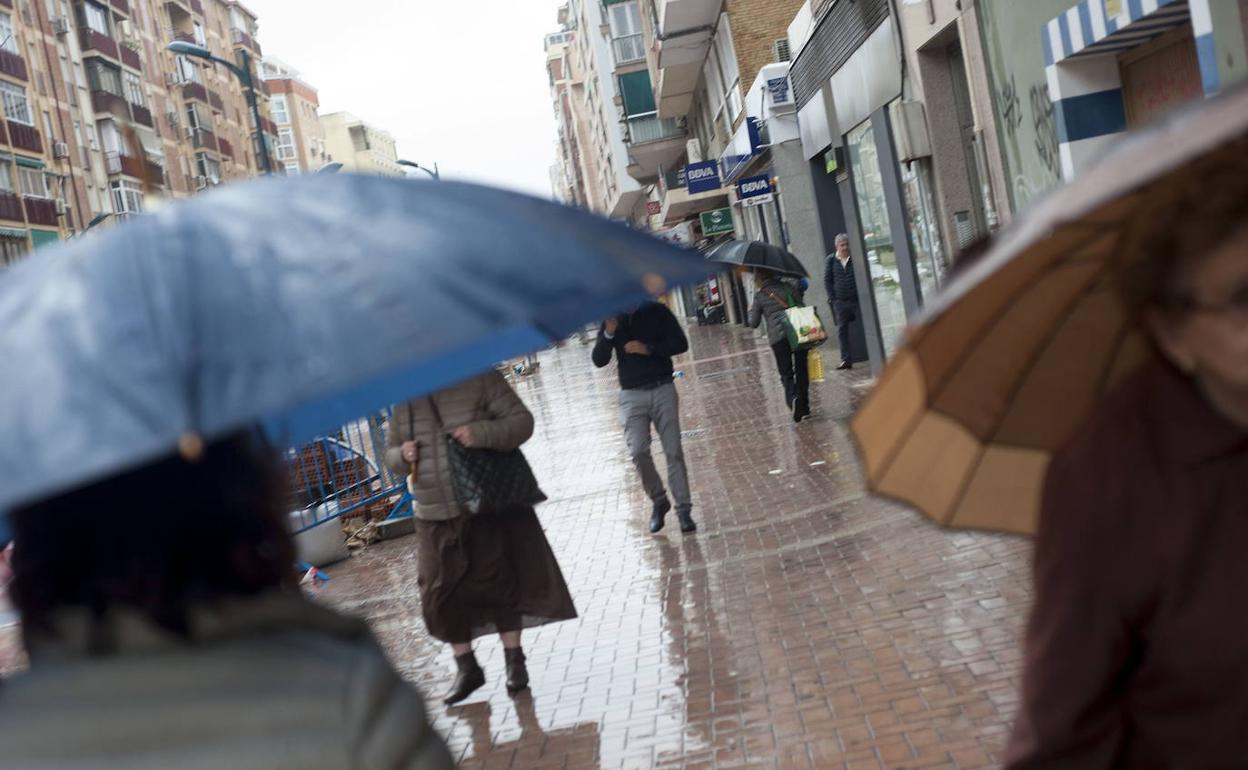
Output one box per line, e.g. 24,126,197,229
900,158,946,304
847,120,907,356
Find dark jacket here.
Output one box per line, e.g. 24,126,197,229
592,301,689,390
748,278,804,346
825,254,858,304
1007,360,1248,769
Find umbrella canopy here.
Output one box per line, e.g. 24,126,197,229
708,240,809,277
0,175,708,515
850,85,1248,536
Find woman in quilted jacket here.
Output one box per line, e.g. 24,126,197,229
384,370,577,706
748,269,812,422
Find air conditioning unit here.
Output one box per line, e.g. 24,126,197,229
165,73,182,88
772,38,792,63
207,174,221,186
53,141,70,159
55,199,69,215
52,17,71,36
194,174,208,189
166,110,180,128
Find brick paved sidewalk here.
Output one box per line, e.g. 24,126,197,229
0,324,1034,768
315,326,1034,769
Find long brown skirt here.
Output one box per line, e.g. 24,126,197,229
412,507,577,644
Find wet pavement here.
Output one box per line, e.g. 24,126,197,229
314,326,1033,769
0,324,1034,768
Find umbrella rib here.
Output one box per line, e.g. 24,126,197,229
926,225,1118,404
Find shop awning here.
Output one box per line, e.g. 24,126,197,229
15,156,44,169
0,227,27,239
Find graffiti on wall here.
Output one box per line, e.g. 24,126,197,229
1030,82,1060,177
997,71,1062,205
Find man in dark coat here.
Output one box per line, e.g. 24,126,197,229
824,233,859,370
592,301,695,535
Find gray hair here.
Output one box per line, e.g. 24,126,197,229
835,233,849,245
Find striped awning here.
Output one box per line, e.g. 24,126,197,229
1046,0,1191,64
0,227,28,239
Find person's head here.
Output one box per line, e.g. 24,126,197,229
835,234,850,258
9,431,295,645
1119,160,1248,408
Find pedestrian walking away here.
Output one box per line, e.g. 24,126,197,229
748,270,811,422
385,371,577,707
592,300,697,535
0,433,453,770
825,233,859,370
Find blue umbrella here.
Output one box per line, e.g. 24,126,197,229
0,174,706,523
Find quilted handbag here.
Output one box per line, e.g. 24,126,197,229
425,398,547,516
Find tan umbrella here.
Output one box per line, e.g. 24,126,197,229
851,85,1248,536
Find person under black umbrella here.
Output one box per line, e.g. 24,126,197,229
748,269,812,422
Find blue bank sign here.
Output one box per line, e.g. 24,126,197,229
685,160,721,194
736,175,773,207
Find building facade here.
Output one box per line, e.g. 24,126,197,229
321,111,401,177
0,0,282,266
260,57,326,174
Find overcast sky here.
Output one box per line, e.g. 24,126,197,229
242,0,565,197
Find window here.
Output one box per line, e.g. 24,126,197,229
98,119,123,155
276,127,296,160
83,1,109,36
195,152,220,181
704,14,743,136
185,102,211,132
176,55,201,85
123,70,144,106
86,60,122,96
193,21,206,47
608,3,645,64
0,12,17,54
0,235,25,267
0,162,13,192
19,167,49,199
110,179,143,214
0,81,31,125
284,161,300,174
270,94,289,125
618,70,655,118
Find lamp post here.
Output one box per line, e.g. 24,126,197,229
397,159,439,180
167,40,272,176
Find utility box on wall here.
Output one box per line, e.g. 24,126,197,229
892,100,933,163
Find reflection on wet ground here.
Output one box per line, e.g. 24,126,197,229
0,325,1032,768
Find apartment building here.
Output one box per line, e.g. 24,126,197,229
0,0,281,266
261,57,326,174
321,112,401,177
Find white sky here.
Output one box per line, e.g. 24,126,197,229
242,0,566,197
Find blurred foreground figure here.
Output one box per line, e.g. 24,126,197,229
0,433,453,770
1007,170,1248,767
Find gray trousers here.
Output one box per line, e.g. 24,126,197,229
619,383,692,511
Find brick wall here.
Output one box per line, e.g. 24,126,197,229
726,0,805,125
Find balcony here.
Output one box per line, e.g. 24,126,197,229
91,90,131,120
208,89,224,111
80,29,121,61
130,103,153,128
110,0,129,15
653,0,717,117
7,122,42,154
190,0,203,13
611,34,646,66
120,43,141,70
165,0,191,14
259,116,278,136
105,151,164,184
0,0,10,8
231,28,261,55
173,31,195,44
182,81,209,103
23,197,58,227
624,113,686,182
218,137,234,158
188,127,218,151
0,191,21,222
0,49,27,81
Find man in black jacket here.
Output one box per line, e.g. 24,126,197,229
592,301,695,534
824,233,859,370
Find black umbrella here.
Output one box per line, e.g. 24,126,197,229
707,240,809,278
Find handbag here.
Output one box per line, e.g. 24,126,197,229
765,287,829,351
423,397,547,516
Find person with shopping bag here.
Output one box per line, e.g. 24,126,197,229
748,269,828,422
384,371,577,706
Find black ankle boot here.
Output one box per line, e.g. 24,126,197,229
505,648,530,694
443,651,485,705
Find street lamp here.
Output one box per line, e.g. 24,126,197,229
316,161,344,175
167,40,273,176
397,159,439,180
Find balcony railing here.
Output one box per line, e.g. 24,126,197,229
7,122,42,154
231,28,261,54
612,34,646,66
259,116,278,136
120,44,141,70
0,191,21,222
131,103,153,128
173,31,195,44
165,0,191,15
208,89,224,111
80,29,120,61
91,90,130,119
105,151,163,184
189,0,203,13
189,127,218,151
218,137,234,158
0,49,27,81
626,113,684,145
23,197,57,227
182,81,209,103
110,0,129,15
0,0,11,9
